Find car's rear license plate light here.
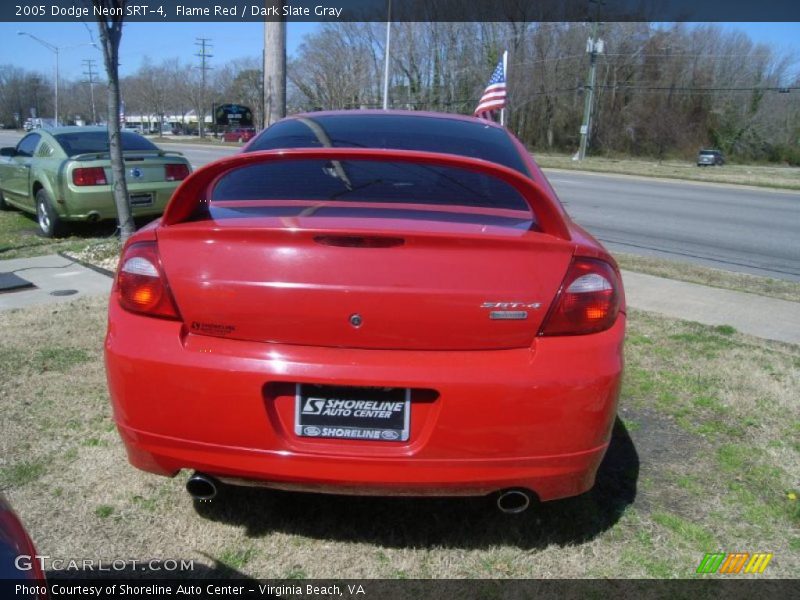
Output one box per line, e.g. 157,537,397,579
295,384,410,442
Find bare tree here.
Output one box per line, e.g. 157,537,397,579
94,0,133,241
4,19,797,165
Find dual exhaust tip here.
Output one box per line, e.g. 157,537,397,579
186,472,218,502
495,489,533,514
186,472,534,514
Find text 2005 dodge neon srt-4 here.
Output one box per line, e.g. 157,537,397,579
104,111,625,511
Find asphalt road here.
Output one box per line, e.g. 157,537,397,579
1,131,798,281
545,170,800,282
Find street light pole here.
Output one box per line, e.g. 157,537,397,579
17,32,97,126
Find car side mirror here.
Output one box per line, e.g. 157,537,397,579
0,147,17,157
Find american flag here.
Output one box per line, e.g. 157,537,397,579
474,56,507,120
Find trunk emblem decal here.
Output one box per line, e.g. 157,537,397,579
481,302,542,309
482,302,540,321
490,311,528,320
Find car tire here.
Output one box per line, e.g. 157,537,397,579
36,189,66,238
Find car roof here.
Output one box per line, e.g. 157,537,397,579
44,126,116,135
286,109,505,130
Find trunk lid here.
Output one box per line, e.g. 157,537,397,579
157,213,574,350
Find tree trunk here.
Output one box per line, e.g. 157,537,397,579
95,1,134,241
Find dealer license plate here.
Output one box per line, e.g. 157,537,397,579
295,384,410,442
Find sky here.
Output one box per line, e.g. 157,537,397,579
0,21,797,82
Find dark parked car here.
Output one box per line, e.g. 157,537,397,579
697,149,724,166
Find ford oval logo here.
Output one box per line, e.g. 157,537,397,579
381,430,400,441
303,426,321,437
130,167,143,178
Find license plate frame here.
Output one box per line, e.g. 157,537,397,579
129,192,154,207
295,384,410,442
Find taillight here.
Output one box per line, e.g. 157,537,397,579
116,241,180,319
539,257,621,336
165,163,190,181
72,167,107,186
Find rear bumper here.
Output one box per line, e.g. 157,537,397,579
58,182,179,221
105,300,625,501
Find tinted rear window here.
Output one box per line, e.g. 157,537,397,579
211,159,530,213
54,131,158,156
248,115,529,175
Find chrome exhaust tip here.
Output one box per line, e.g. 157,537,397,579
496,489,532,514
186,472,218,502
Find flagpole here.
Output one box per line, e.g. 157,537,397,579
500,50,508,127
382,0,392,110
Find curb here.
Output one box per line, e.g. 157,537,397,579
57,251,114,279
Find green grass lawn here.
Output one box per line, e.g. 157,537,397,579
1,298,797,578
614,253,800,303
0,208,120,260
536,153,800,191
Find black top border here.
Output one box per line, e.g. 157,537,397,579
4,0,800,23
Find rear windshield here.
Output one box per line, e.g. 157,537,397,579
55,131,158,157
247,114,530,175
699,150,718,156
211,159,530,213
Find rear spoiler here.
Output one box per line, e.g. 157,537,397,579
70,150,185,161
160,148,572,240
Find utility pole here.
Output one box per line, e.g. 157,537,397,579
195,37,213,137
263,7,286,126
578,22,603,160
82,58,98,124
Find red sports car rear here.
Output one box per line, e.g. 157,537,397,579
104,111,625,510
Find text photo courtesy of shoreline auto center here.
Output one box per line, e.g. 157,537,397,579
0,0,798,598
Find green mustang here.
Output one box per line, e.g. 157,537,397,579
0,127,192,237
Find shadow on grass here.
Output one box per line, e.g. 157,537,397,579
193,418,638,550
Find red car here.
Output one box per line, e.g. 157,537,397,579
222,127,256,143
0,494,47,597
105,111,625,513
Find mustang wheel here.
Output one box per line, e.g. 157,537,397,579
36,189,66,238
